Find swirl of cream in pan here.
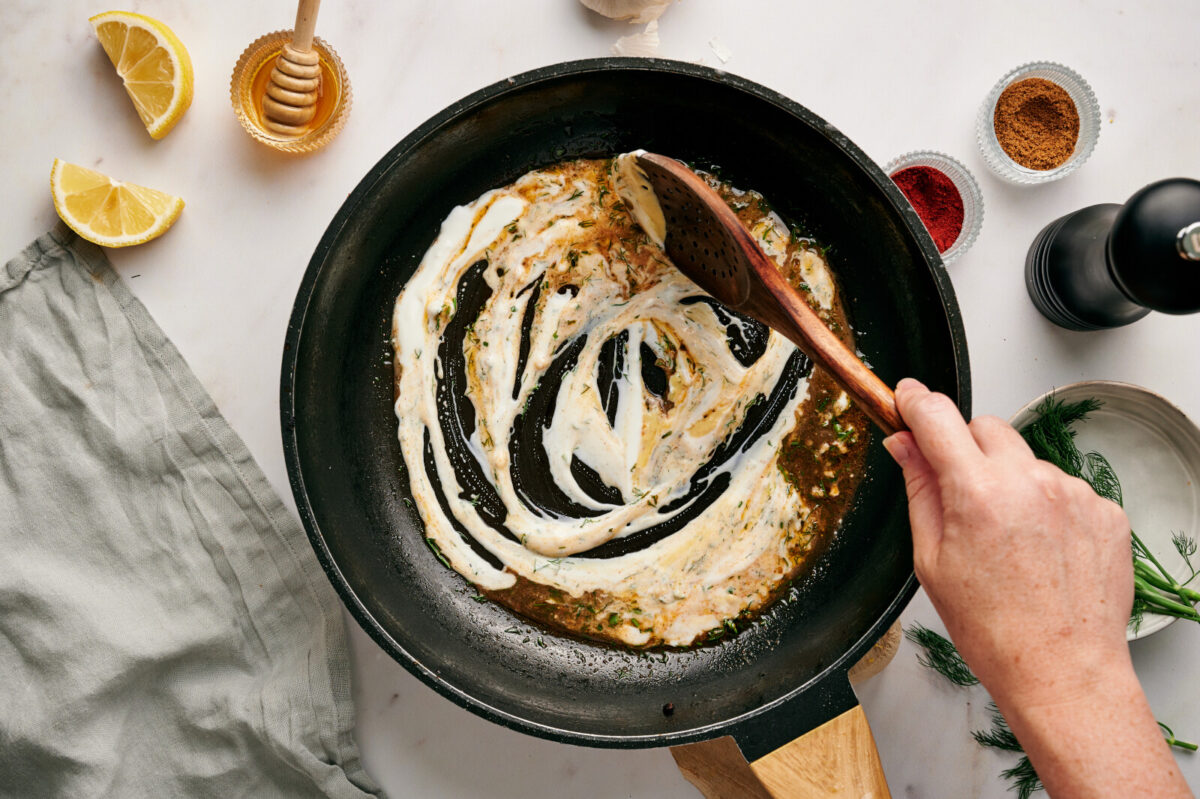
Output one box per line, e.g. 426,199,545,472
392,154,841,646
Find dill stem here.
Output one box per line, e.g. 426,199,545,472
1134,561,1200,604
1133,576,1200,620
1132,531,1187,591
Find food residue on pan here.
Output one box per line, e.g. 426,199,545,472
391,154,868,647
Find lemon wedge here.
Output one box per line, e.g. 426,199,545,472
90,10,194,140
51,160,184,248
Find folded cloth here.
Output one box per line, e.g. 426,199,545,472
0,226,381,799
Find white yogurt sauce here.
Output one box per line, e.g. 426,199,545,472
392,156,840,646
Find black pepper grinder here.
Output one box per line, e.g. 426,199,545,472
1025,178,1200,330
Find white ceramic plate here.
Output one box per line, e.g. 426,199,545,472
1010,381,1200,641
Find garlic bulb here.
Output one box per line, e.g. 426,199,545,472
579,0,671,24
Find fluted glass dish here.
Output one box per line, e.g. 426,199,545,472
884,150,983,265
977,61,1099,185
231,31,351,155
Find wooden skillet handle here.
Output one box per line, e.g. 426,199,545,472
672,708,889,799
752,705,890,798
672,623,900,798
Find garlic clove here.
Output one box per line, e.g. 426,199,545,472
580,0,672,24
611,19,659,57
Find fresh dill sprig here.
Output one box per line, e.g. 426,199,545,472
1173,532,1198,583
425,537,450,569
904,623,979,686
1019,396,1101,475
1129,596,1147,633
1000,755,1044,799
1132,530,1200,617
1019,396,1200,625
905,628,1044,796
972,702,1023,752
908,626,1197,796
1082,451,1122,505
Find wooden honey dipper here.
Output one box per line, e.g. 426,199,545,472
262,0,323,135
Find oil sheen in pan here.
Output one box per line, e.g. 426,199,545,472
391,156,864,647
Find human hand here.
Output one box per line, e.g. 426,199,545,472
883,378,1134,708
884,379,1194,798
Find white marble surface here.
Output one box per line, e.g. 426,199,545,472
3,1,1199,796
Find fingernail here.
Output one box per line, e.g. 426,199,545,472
883,435,910,465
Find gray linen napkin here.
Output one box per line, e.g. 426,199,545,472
0,226,381,799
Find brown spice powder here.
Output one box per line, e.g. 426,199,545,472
993,78,1080,171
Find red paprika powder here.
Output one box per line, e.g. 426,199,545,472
890,166,964,253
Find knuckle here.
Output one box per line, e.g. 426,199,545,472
913,551,933,584
1104,501,1130,530
1057,471,1084,490
969,414,1007,433
1031,461,1066,485
1026,462,1071,503
960,473,992,502
1029,459,1058,478
911,540,941,582
1069,474,1101,499
1059,476,1095,507
916,391,959,418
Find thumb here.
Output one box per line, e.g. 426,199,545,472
884,432,944,567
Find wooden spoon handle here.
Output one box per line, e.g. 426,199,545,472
633,151,905,436
756,263,905,435
291,0,321,52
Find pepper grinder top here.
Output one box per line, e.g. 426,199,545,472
1108,178,1200,313
1026,178,1200,331
1180,222,1200,260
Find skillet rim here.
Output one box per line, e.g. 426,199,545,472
280,56,972,748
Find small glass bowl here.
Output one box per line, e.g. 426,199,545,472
976,61,1100,185
884,150,983,265
230,30,351,155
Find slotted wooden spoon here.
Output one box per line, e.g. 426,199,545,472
636,152,905,434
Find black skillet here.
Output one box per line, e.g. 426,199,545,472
281,58,970,794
